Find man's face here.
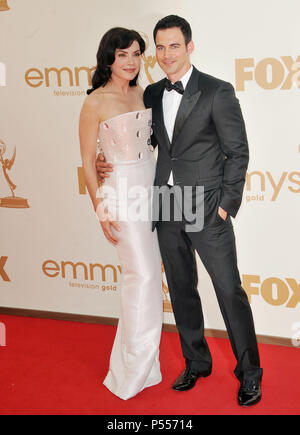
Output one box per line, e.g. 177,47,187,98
155,27,194,79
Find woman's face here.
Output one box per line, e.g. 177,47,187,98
110,40,142,82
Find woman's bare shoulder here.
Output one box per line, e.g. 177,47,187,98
83,90,104,108
80,90,108,121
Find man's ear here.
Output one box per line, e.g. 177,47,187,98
187,40,194,55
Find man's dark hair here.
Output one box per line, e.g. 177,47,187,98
153,15,192,45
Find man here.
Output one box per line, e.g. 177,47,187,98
96,15,263,407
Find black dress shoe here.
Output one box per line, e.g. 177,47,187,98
238,379,262,407
172,368,210,391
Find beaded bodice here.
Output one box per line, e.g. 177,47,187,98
97,109,154,164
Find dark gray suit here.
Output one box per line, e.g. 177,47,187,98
144,67,262,382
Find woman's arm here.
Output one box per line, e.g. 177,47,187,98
79,97,120,245
79,97,101,212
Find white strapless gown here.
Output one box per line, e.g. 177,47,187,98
96,109,163,400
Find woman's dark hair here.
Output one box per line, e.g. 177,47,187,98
87,27,146,95
153,15,192,46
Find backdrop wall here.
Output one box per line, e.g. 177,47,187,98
1,0,299,341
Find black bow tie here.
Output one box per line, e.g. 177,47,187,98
164,79,184,95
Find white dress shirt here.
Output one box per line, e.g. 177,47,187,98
162,65,194,186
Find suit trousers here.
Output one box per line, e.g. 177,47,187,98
156,186,263,382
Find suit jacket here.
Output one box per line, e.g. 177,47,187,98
143,66,249,230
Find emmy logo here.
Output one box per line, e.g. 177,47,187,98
140,32,157,84
0,0,10,11
162,263,173,313
0,139,29,208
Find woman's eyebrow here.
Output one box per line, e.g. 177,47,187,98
116,49,141,54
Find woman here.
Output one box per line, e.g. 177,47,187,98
79,28,163,400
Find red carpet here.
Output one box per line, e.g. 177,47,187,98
0,314,299,415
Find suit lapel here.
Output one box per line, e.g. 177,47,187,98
152,82,171,151
172,68,202,147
